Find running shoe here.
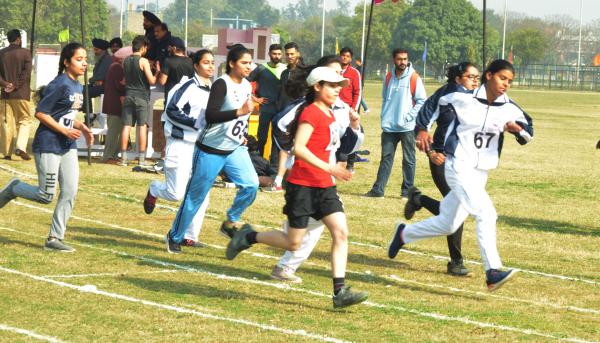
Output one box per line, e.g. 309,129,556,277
486,269,517,291
261,184,283,193
143,190,157,214
403,186,422,220
447,260,471,276
182,239,205,248
388,222,405,259
332,286,368,308
165,233,182,254
271,265,302,283
219,221,239,239
225,224,255,260
44,238,76,252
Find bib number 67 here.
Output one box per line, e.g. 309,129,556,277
474,132,496,149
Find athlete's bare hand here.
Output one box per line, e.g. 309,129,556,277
429,151,445,166
504,121,521,133
416,130,432,152
237,98,254,116
330,164,352,182
81,125,94,146
64,128,81,140
349,109,360,129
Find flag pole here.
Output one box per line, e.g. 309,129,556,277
482,0,487,68
423,41,427,80
80,0,92,165
501,0,507,59
30,0,37,56
361,0,375,91
320,0,325,56
360,0,367,62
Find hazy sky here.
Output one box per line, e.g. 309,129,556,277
109,0,599,24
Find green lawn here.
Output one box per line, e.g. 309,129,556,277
0,83,599,342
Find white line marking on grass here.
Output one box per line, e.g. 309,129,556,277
385,275,600,315
43,269,180,279
1,226,596,343
4,199,600,316
3,163,598,286
0,266,350,343
0,324,67,343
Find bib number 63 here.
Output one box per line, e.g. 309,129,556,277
473,132,496,149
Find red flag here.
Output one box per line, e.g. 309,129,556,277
374,0,399,4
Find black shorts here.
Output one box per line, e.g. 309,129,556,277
283,182,344,228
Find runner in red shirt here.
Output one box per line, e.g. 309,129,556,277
225,66,368,308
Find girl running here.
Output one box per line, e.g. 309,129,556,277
403,62,480,276
144,49,214,248
164,45,258,254
0,43,93,252
226,66,368,308
270,56,364,283
388,59,533,291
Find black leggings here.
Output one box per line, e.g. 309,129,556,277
419,160,464,262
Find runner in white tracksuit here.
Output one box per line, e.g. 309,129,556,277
270,57,364,282
388,60,534,291
143,50,214,245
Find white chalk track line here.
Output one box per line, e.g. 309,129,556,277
43,269,180,279
6,199,600,316
0,227,596,343
0,324,67,343
0,266,349,343
2,163,598,286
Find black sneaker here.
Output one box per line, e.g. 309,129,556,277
332,286,368,308
447,260,470,276
403,186,422,220
225,224,255,260
164,233,182,254
143,190,157,214
363,190,384,198
219,221,239,239
388,222,405,259
486,269,517,291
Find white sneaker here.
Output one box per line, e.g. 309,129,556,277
271,265,302,283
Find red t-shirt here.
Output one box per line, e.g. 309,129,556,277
287,103,338,188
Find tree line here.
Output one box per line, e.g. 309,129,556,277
2,0,599,78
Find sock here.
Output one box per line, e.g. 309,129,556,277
333,277,345,295
246,231,258,245
274,175,283,187
120,150,127,161
139,152,146,164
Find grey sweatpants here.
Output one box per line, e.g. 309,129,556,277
12,149,79,240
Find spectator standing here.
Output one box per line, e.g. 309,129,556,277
158,37,193,105
364,48,426,198
142,11,161,62
109,37,123,54
101,47,131,163
119,36,160,166
338,47,362,172
247,43,286,166
87,39,112,100
0,29,33,161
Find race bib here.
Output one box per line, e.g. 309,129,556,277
225,114,250,144
59,110,77,129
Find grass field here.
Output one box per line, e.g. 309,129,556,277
0,83,599,342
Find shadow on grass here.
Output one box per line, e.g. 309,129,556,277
498,215,600,237
73,234,160,252
123,276,327,310
0,236,42,250
70,225,159,243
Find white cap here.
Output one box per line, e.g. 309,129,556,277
306,66,349,87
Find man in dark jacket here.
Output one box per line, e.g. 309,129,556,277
88,38,112,100
0,29,32,160
142,10,161,62
247,43,286,166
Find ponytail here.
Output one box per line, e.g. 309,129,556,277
287,87,317,138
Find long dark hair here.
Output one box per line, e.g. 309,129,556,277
287,86,319,138
226,45,251,74
447,61,475,84
482,59,515,84
58,42,84,76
